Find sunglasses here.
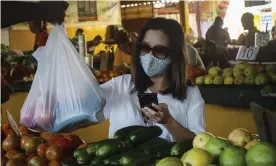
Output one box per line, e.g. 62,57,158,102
137,42,169,59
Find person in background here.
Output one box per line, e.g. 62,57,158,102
87,35,103,54
113,30,136,70
206,16,231,47
237,12,260,46
28,21,48,50
185,34,205,69
97,18,205,141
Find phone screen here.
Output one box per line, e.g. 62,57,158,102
137,93,158,110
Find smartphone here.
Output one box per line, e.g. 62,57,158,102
138,93,158,111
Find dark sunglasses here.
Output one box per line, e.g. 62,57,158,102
137,42,169,59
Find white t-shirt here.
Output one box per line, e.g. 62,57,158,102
100,74,206,142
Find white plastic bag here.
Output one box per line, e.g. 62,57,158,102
20,24,105,133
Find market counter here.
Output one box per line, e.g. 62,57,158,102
1,92,257,142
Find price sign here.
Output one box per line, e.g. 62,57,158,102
236,46,259,61
255,33,270,47
6,109,20,137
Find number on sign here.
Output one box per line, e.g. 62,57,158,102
255,33,270,47
236,47,259,61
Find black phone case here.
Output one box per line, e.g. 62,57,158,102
138,93,158,110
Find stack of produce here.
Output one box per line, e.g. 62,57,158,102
1,123,84,166
1,44,36,82
157,128,276,166
195,62,276,85
91,69,122,84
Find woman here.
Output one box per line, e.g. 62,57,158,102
28,21,48,50
99,18,205,142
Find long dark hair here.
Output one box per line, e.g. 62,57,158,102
131,17,188,101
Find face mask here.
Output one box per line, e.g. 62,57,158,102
140,53,171,77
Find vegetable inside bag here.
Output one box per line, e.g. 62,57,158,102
20,24,105,133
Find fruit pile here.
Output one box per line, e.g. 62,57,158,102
195,62,276,85
72,126,276,166
91,69,123,84
1,123,84,166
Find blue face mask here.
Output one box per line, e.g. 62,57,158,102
140,53,171,77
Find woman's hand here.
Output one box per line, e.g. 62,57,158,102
10,49,24,56
141,103,173,124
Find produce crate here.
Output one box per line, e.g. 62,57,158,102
198,85,276,108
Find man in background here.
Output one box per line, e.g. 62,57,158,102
206,16,231,47
237,12,260,46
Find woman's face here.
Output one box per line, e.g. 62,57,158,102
142,30,169,52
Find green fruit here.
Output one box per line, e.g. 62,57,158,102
214,76,224,85
244,66,257,77
171,139,193,156
156,157,183,166
195,76,205,85
86,139,119,156
77,151,90,165
181,148,213,166
208,67,221,77
204,76,214,85
204,137,230,158
224,76,234,85
245,76,255,85
74,147,87,158
228,128,252,148
223,68,233,77
234,76,245,85
246,142,276,166
245,139,260,150
233,68,244,77
219,146,246,166
255,73,270,85
193,132,214,149
235,62,250,70
255,64,265,73
271,75,276,83
265,64,276,73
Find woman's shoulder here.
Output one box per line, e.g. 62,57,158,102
186,85,202,101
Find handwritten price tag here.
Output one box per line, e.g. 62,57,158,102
255,33,270,47
236,47,259,61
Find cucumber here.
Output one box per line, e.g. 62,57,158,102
103,153,122,165
143,142,174,155
120,153,146,165
139,137,169,151
104,148,142,165
73,147,87,158
76,151,90,165
89,156,105,165
96,141,126,158
126,126,162,145
113,126,145,141
128,155,159,166
170,138,193,157
87,139,120,156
